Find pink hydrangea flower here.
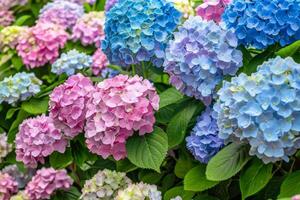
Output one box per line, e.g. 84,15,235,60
49,74,95,139
0,172,18,200
0,9,14,27
293,195,300,200
84,75,159,160
72,11,105,46
15,115,68,168
25,168,73,200
196,0,231,23
92,49,109,76
16,22,68,69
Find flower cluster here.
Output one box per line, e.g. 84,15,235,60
2,165,35,189
0,134,12,163
51,50,92,76
92,48,109,76
196,0,231,23
25,168,73,200
65,0,96,5
168,0,194,18
223,0,300,49
102,0,182,67
186,108,224,164
293,195,300,200
164,16,243,105
85,75,159,160
0,9,14,27
38,0,84,29
104,0,118,12
115,182,162,200
0,26,27,52
101,68,119,78
0,172,18,200
0,0,27,8
214,57,300,163
15,115,68,168
10,192,29,200
17,22,68,69
81,169,132,200
49,74,94,138
171,197,182,200
72,11,105,46
0,72,42,105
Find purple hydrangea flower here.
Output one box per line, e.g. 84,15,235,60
186,108,224,163
164,16,243,105
105,0,118,12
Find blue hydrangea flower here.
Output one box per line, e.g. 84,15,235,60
186,108,224,164
0,72,42,105
164,16,243,105
223,0,300,50
102,0,182,67
214,56,300,163
101,68,120,78
51,50,92,76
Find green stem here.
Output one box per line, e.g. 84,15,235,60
131,64,136,76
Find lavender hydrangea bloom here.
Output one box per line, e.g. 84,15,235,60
164,16,243,105
0,133,12,163
102,0,182,67
105,0,118,12
0,72,42,105
38,0,84,29
214,56,300,163
223,0,300,49
51,50,92,76
2,165,35,189
186,108,224,164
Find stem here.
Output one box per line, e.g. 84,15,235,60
289,157,296,173
131,64,136,75
142,62,147,78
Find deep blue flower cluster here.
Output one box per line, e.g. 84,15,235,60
223,0,300,49
51,50,92,76
164,16,243,105
186,108,224,164
0,72,42,105
102,0,182,67
214,56,300,163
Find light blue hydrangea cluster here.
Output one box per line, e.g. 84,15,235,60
222,0,300,50
186,108,224,164
214,56,300,163
164,16,243,105
51,50,92,76
101,68,120,78
0,72,42,105
102,0,182,67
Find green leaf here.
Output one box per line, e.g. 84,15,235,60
159,87,183,109
278,170,300,198
6,108,20,120
139,170,164,184
14,15,31,26
164,186,195,200
21,97,49,115
71,140,97,170
194,194,219,200
276,40,300,58
52,186,81,200
8,109,30,143
206,143,251,181
11,55,23,71
175,150,196,178
116,159,138,173
49,148,73,169
240,158,273,200
184,165,219,192
167,103,200,148
126,127,168,172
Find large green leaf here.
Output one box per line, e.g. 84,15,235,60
21,97,49,115
184,165,219,192
206,143,251,181
49,148,73,169
240,158,273,200
14,15,32,26
167,103,200,148
159,87,183,109
278,170,300,198
126,127,168,172
175,150,196,178
276,40,300,58
164,186,195,200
